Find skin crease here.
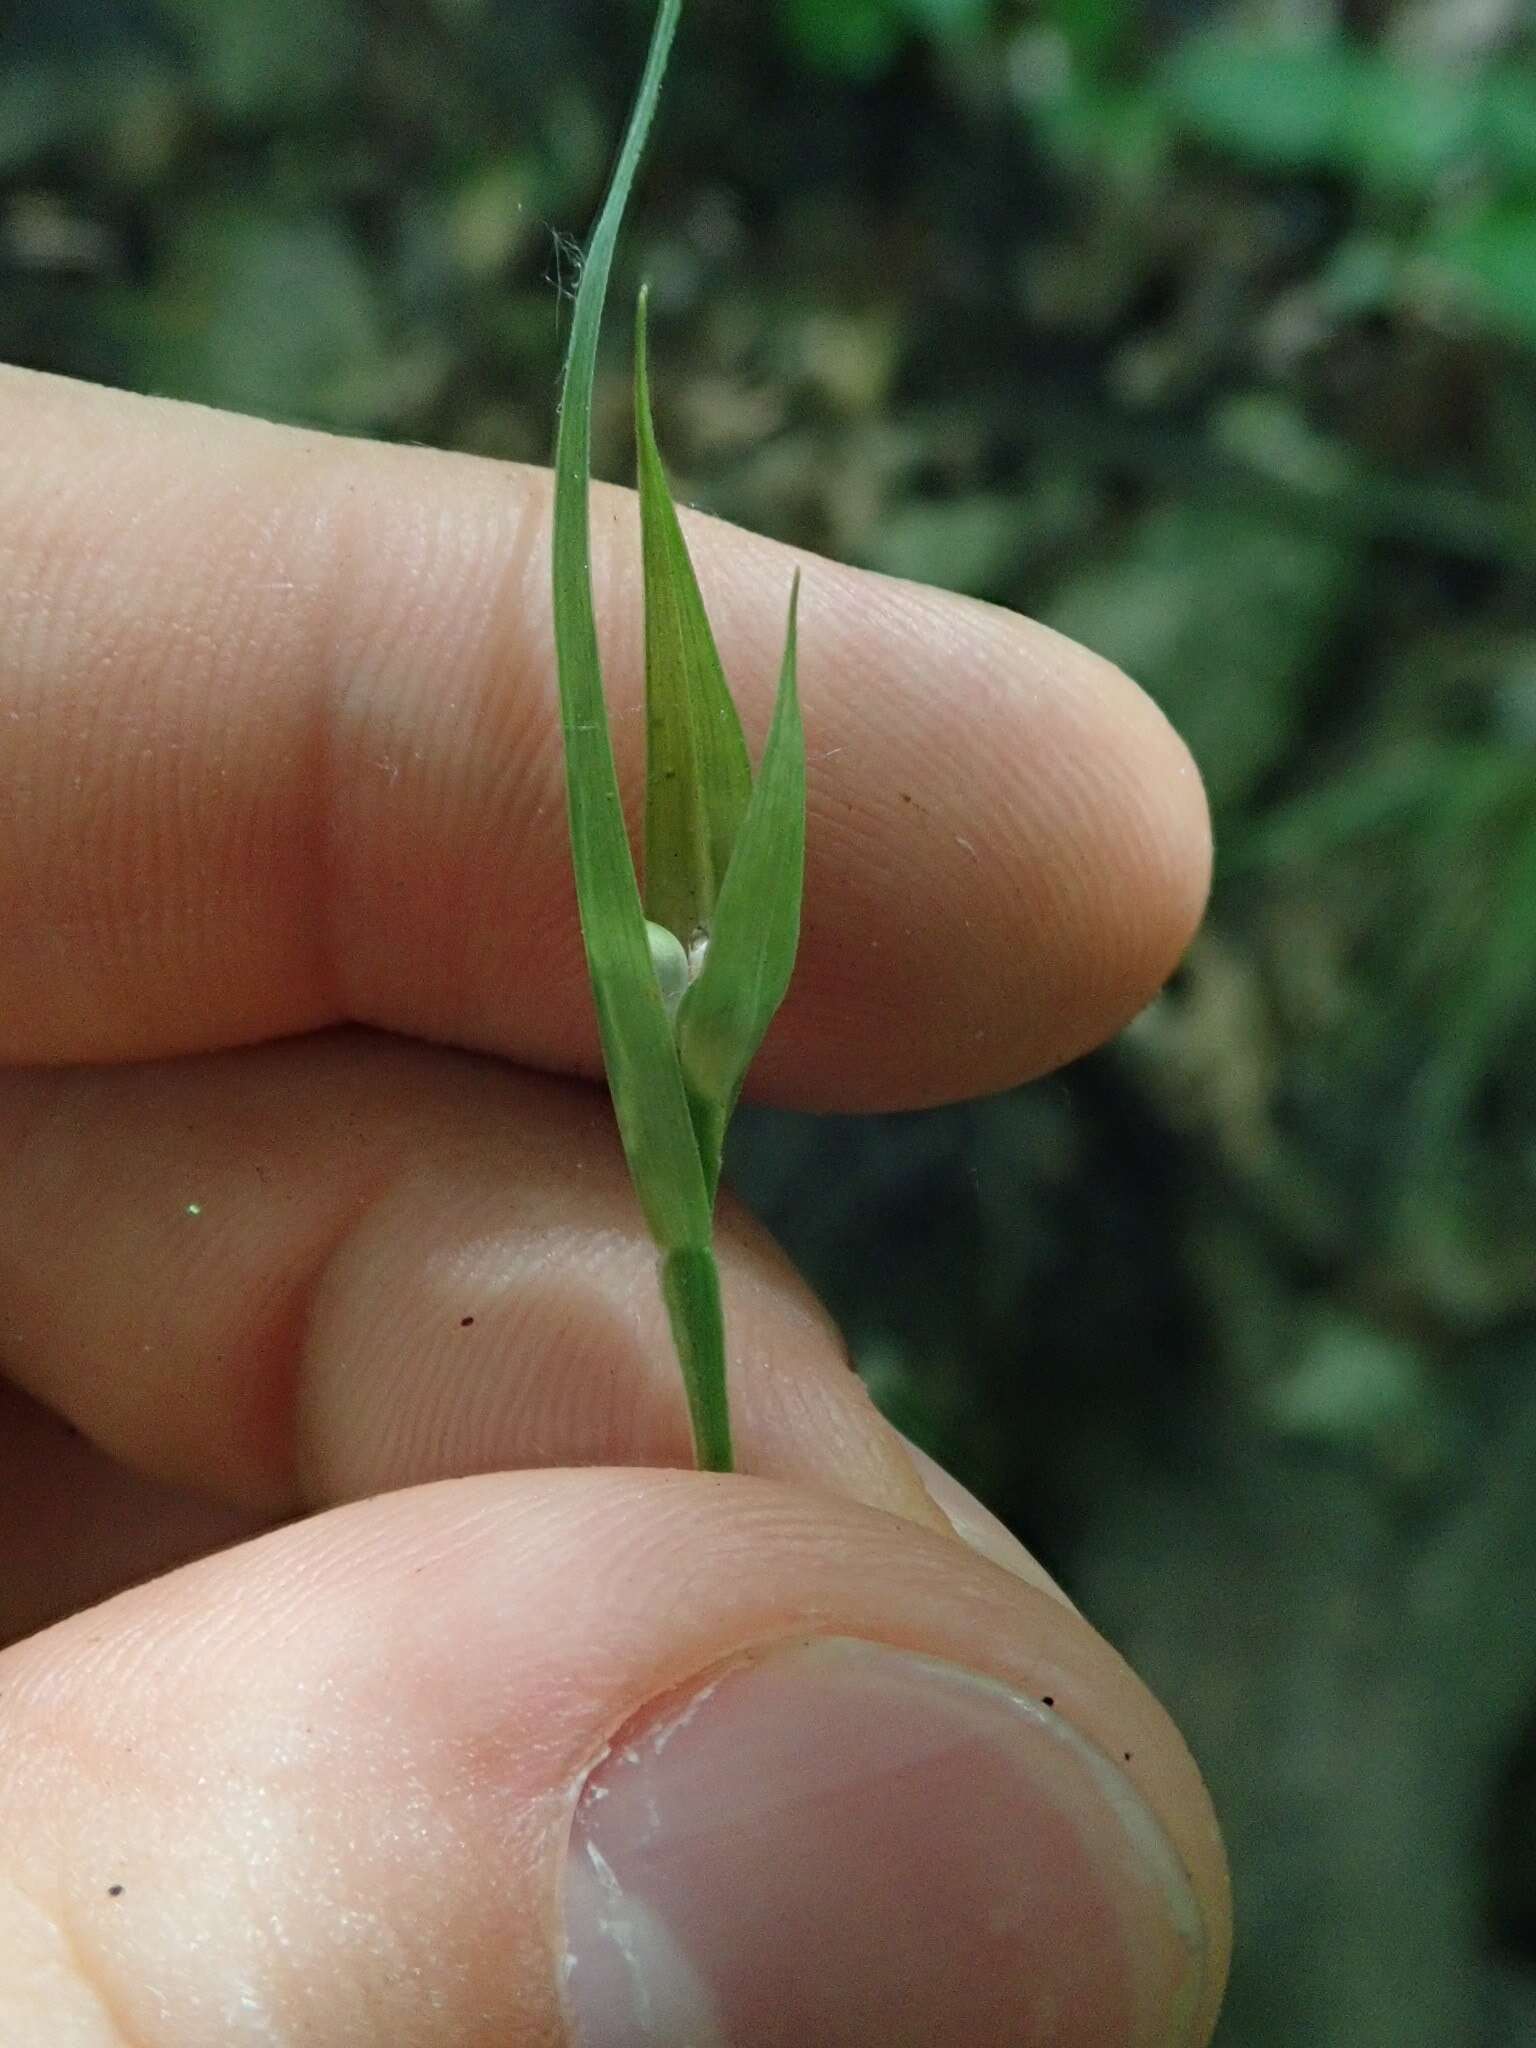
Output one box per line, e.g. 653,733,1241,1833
0,369,1229,2044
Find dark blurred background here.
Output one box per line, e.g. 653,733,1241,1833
4,0,1536,2038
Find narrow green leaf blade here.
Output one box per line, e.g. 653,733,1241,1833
636,287,753,950
550,0,709,1256
676,574,806,1183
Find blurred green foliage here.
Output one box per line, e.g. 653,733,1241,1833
3,0,1536,2040
781,0,996,79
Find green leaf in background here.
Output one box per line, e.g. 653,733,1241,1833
1163,37,1536,198
1044,499,1359,811
157,0,357,120
108,203,387,426
1482,69,1536,186
1228,744,1490,874
1162,40,1355,173
1349,63,1479,195
1413,810,1536,1146
1423,205,1536,349
783,0,902,77
899,0,995,30
636,286,753,958
1037,0,1134,80
782,0,992,80
552,0,807,1470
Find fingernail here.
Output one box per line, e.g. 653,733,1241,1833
561,1638,1205,2047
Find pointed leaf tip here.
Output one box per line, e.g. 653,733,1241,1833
637,285,752,952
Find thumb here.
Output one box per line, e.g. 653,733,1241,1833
0,1469,1227,2046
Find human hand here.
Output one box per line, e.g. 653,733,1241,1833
0,368,1227,2045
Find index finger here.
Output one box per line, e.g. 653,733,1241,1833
0,368,1209,1109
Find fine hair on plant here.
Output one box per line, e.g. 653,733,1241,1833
549,0,806,1474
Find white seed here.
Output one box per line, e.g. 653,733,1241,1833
645,918,690,1018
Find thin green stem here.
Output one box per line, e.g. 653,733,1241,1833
661,1245,734,1472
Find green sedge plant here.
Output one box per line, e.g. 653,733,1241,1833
550,0,806,1474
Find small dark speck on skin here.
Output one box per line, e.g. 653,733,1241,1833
1123,1752,1133,1763
460,1316,475,1327
1042,1697,1054,1708
107,1885,124,1898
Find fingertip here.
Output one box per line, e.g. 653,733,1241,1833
1072,627,1213,1007
731,564,1214,1107
0,1471,1227,2046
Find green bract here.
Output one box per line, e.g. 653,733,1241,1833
550,0,806,1473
